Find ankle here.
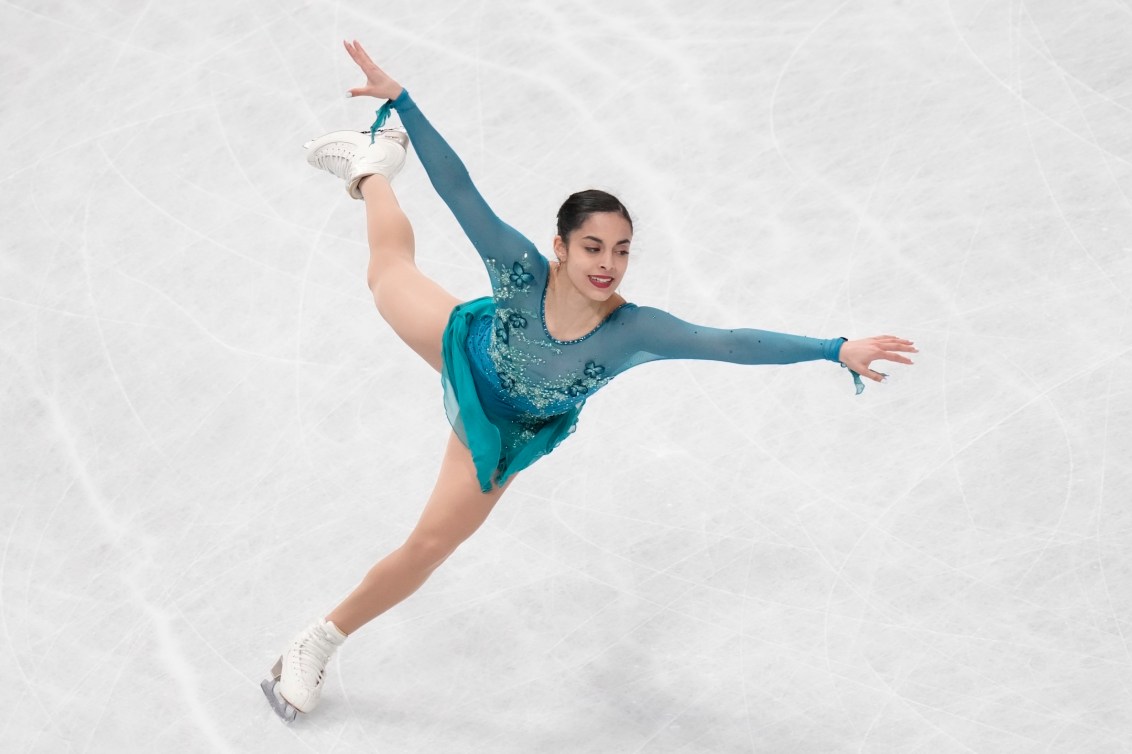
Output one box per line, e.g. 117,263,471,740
321,618,348,641
359,173,390,198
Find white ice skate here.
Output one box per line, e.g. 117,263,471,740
303,128,410,199
261,619,347,723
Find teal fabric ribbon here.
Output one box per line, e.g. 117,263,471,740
368,100,393,144
845,364,866,395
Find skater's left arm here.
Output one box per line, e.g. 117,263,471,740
608,306,915,392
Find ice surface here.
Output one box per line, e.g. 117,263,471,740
3,1,1131,752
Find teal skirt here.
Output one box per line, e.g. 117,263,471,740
441,296,584,493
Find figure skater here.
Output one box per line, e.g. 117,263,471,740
261,39,918,722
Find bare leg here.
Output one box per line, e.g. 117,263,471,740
326,179,500,634
361,175,459,374
325,430,511,635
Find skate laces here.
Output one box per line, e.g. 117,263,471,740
368,100,393,144
292,624,339,684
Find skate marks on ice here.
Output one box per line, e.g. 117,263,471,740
5,0,1132,751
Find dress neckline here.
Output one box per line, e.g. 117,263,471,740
540,272,630,345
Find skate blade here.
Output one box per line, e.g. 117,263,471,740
261,678,298,723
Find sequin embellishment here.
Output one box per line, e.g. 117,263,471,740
494,309,528,345
480,257,625,416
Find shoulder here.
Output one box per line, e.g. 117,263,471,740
602,300,644,333
607,304,685,335
614,303,666,319
606,297,637,319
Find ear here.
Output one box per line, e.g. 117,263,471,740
552,235,567,261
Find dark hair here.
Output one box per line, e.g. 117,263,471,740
556,189,633,244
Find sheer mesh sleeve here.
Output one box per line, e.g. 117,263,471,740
390,90,549,285
387,91,862,397
602,305,863,393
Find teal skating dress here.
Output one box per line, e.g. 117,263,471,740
387,90,863,492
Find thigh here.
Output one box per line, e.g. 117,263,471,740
408,430,514,548
372,260,461,374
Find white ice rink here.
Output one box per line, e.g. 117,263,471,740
3,1,1131,751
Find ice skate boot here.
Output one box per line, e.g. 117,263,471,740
303,128,410,199
260,619,347,722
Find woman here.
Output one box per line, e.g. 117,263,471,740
261,40,917,723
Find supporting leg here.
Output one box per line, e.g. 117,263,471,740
325,430,511,635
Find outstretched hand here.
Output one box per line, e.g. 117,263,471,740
343,40,404,101
838,336,917,383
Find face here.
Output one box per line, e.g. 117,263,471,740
552,212,632,301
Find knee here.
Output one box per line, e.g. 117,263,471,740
367,262,412,307
400,533,459,571
367,266,388,297
368,275,392,316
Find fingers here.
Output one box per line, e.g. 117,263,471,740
352,39,378,68
854,367,887,383
343,40,376,71
846,343,917,385
844,340,915,384
872,336,917,353
344,40,365,70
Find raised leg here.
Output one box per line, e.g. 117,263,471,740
325,430,512,635
360,174,460,374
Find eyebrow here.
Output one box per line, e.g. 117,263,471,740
582,235,632,245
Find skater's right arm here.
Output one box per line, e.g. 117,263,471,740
344,40,545,280
390,90,548,278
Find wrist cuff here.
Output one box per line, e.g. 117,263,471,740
824,336,848,363
391,88,414,111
